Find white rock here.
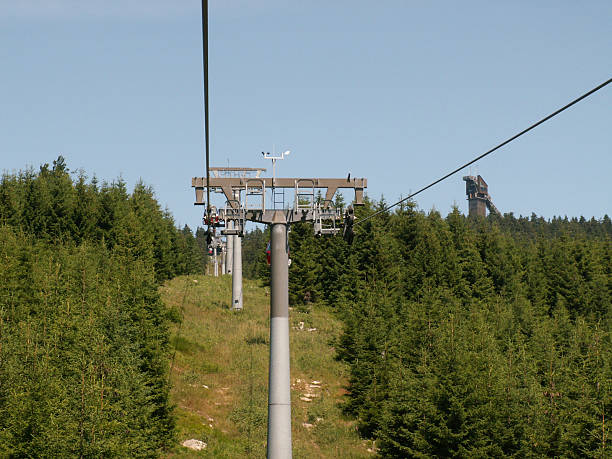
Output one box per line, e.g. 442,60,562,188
182,439,207,451
311,380,322,385
302,423,314,429
300,396,312,402
307,328,317,332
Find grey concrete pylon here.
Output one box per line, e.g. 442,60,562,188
226,220,234,275
267,212,291,459
231,236,242,310
221,244,226,275
231,191,243,310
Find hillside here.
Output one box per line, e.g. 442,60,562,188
1,159,609,457
163,205,611,457
161,275,373,458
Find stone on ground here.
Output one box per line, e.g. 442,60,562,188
182,439,207,451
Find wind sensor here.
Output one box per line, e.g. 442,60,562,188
262,149,291,209
262,149,291,181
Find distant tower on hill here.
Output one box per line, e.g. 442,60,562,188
462,175,500,217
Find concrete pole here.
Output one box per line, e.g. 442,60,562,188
267,212,292,459
221,243,226,275
226,220,234,275
231,237,242,309
214,250,218,277
231,191,243,311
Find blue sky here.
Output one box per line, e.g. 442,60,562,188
1,0,610,230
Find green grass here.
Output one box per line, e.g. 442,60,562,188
160,275,373,458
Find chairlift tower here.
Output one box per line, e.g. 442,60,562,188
193,172,367,458
226,219,234,275
202,167,266,309
230,188,243,310
208,234,225,277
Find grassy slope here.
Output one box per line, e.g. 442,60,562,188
161,275,373,458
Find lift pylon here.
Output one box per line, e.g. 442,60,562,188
192,172,366,459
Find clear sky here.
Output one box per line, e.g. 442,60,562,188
1,0,610,231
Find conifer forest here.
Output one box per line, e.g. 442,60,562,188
1,158,610,457
281,199,611,458
0,159,204,456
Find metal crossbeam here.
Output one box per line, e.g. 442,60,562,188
209,167,266,178
217,207,340,225
192,176,367,209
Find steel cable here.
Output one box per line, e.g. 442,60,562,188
202,0,211,218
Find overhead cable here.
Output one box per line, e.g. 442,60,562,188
354,77,612,226
202,0,211,217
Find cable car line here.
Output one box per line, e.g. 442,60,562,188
201,0,211,221
353,76,612,227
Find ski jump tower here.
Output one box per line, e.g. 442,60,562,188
462,174,500,217
192,173,366,458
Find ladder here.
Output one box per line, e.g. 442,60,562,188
295,179,315,210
